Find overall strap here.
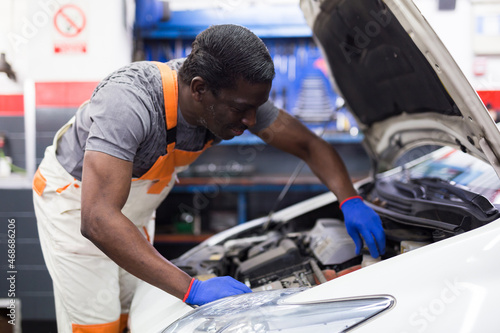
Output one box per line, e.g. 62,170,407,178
153,62,178,153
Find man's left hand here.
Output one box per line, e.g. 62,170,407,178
340,196,386,258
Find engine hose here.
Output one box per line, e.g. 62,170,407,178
309,259,327,284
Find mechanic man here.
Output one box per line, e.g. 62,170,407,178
32,24,385,333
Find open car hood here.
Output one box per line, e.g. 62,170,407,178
300,0,500,175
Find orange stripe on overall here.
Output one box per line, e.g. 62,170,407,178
134,62,212,194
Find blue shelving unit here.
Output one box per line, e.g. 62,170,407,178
136,4,362,144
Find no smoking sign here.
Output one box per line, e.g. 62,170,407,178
54,4,86,37
53,3,88,54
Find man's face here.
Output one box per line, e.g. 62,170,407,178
199,78,271,140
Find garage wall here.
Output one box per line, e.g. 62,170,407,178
415,0,500,91
0,0,135,84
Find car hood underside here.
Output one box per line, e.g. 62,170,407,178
300,0,500,174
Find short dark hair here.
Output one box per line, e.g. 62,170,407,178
178,24,275,95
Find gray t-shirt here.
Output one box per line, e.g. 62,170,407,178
56,59,279,180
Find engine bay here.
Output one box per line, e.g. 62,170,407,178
172,147,500,291
172,215,364,291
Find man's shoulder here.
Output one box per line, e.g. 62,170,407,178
118,61,162,78
92,61,163,97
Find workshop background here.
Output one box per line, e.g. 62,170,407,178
0,0,500,331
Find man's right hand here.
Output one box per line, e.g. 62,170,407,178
183,276,252,306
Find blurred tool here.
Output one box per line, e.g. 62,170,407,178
0,53,16,81
293,77,335,122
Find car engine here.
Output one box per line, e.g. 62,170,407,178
172,148,500,291
172,215,364,291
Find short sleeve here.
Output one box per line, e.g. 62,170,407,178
85,83,152,162
250,100,280,133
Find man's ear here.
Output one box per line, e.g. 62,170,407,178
190,76,208,102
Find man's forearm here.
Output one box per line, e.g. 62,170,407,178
258,110,359,202
303,138,358,202
81,211,192,300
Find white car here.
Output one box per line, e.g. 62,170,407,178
129,0,500,332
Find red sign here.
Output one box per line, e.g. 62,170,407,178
54,42,87,54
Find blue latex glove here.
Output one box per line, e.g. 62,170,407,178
340,196,386,258
184,276,252,306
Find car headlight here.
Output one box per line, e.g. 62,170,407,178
163,288,395,333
